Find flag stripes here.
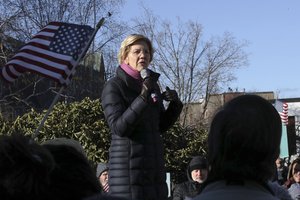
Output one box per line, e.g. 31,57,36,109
274,100,289,125
1,21,94,85
280,102,288,125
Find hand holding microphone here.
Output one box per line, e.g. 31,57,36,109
140,68,157,103
140,78,154,102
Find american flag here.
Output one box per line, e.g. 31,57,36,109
102,182,109,193
274,100,289,125
1,22,94,85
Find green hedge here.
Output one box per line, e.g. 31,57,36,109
0,97,208,184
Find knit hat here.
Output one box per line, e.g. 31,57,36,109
189,156,208,172
96,163,108,177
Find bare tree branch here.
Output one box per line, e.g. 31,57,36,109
131,8,249,127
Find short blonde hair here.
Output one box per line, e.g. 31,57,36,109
118,34,154,64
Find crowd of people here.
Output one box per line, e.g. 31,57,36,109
0,134,101,200
1,33,300,200
1,132,299,200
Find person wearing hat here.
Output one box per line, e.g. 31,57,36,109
96,163,109,194
172,156,208,200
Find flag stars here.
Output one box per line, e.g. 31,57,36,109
50,23,94,58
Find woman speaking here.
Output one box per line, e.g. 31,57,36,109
101,34,183,200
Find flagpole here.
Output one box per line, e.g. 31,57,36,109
32,16,107,139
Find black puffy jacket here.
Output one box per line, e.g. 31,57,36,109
101,67,183,200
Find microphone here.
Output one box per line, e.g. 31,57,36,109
140,68,150,80
140,68,157,103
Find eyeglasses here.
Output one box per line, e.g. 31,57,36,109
129,49,150,56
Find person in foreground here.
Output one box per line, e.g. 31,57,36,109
0,133,54,200
42,138,102,200
101,34,183,200
172,156,208,200
193,94,283,200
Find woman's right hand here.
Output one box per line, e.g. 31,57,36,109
140,78,154,102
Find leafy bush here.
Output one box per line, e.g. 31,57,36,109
0,97,208,184
164,123,208,184
1,97,110,164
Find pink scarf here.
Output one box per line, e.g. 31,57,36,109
120,63,142,80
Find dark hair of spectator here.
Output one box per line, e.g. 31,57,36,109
206,95,282,184
287,158,300,181
43,143,101,200
0,133,54,200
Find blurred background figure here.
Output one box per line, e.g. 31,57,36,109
96,163,109,194
284,158,300,199
276,158,288,185
172,156,208,200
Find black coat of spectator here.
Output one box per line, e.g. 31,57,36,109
172,156,208,200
